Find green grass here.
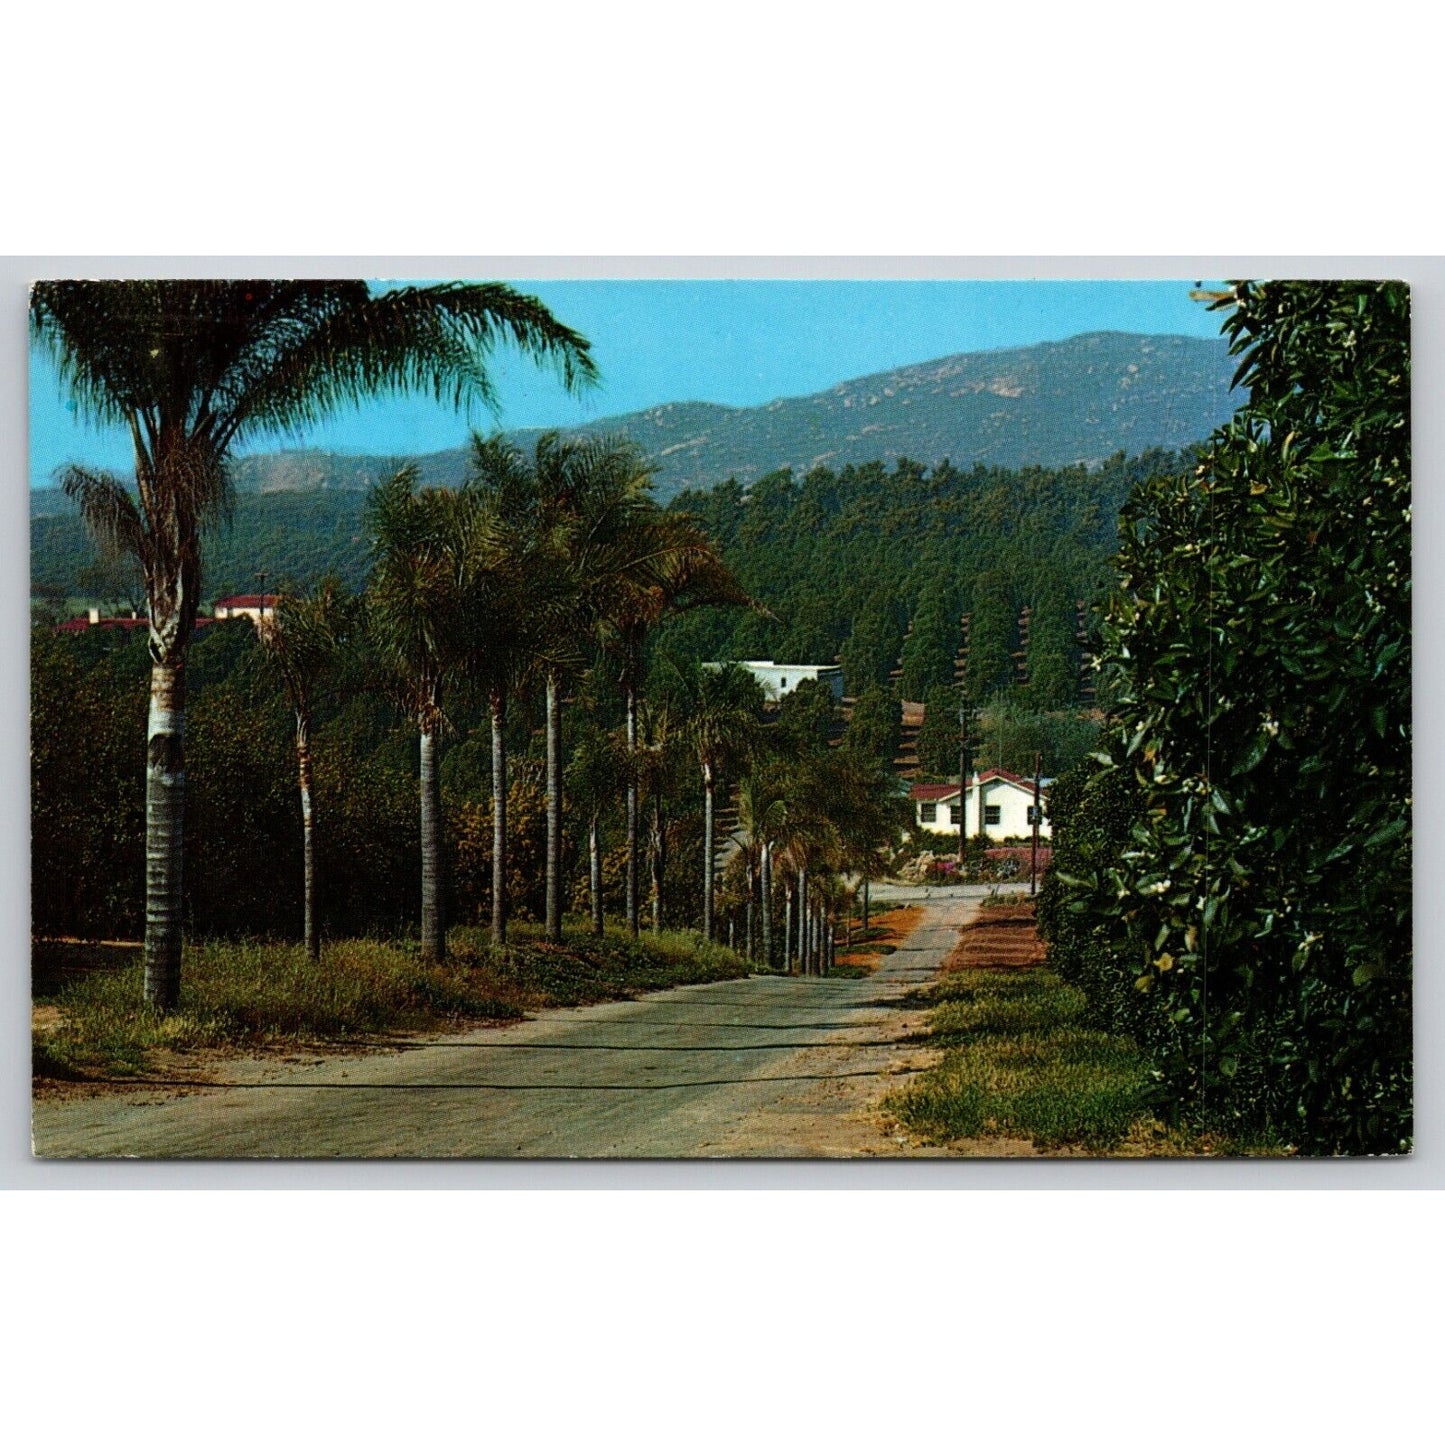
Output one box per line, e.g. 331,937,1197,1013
883,968,1155,1151
34,924,750,1081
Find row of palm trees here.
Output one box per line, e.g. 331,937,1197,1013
360,430,751,962
259,452,903,972
33,278,901,1006
726,750,901,975
32,278,598,1009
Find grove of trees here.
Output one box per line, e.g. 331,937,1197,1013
33,424,907,985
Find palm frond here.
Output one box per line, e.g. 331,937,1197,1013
32,282,166,428
256,577,356,712
59,466,151,571
222,283,598,444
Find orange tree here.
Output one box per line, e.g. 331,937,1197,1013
1041,280,1411,1154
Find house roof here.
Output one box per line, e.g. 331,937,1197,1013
215,593,278,609
910,783,960,801
978,768,1047,791
909,770,1049,803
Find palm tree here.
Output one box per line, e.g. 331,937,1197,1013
737,767,788,967
784,753,903,973
565,728,628,935
477,581,550,950
634,692,689,933
366,470,502,963
254,577,355,963
31,280,595,1007
665,663,764,939
466,432,656,943
601,514,753,936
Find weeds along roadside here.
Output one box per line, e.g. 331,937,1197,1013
32,926,750,1081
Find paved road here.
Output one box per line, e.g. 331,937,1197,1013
32,894,978,1160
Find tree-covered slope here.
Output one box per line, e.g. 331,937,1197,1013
35,446,1194,719
657,449,1194,707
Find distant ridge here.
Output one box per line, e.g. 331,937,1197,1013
32,331,1240,512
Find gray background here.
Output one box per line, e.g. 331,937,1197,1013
3,254,1438,1189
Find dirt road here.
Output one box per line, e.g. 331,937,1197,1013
32,891,983,1160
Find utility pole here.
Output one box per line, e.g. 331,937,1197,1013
1030,750,1043,896
957,698,971,874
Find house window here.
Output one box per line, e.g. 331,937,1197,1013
948,805,961,825
984,804,1001,826
920,802,937,822
780,677,788,688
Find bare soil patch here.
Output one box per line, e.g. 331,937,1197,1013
941,902,1044,971
835,906,925,972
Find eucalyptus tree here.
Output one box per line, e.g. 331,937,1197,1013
664,663,765,939
254,578,355,963
31,279,595,1008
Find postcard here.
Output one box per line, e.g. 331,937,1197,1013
29,276,1411,1158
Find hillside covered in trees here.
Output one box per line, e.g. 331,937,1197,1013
658,448,1191,708
35,448,1193,723
33,444,1199,803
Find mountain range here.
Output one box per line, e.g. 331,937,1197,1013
176,330,1237,507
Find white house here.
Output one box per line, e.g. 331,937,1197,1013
705,660,845,704
910,770,1051,842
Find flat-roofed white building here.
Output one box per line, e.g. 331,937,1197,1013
705,660,844,703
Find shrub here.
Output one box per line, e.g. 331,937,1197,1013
1044,281,1412,1155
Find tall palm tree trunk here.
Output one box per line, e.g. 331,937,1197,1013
797,867,808,977
144,657,187,1009
761,842,773,970
783,884,793,974
650,791,665,932
745,858,755,962
589,814,604,935
702,761,716,940
626,686,639,938
545,669,563,943
491,693,508,948
418,715,445,964
296,709,319,964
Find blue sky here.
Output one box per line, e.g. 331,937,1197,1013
29,279,1227,487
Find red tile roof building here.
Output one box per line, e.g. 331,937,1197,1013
909,770,1050,841
213,594,279,620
